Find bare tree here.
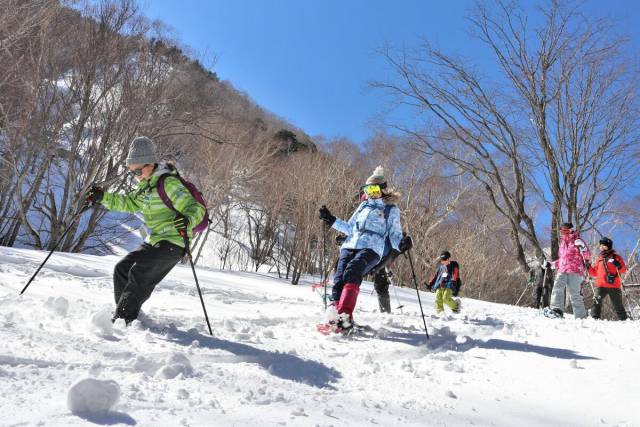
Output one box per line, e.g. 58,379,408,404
375,0,639,273
470,0,639,254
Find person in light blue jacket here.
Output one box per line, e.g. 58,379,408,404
319,166,403,331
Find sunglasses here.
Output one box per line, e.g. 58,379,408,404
362,184,382,198
129,164,151,177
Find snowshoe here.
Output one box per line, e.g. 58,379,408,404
543,307,563,319
317,319,376,337
317,313,354,336
316,321,343,335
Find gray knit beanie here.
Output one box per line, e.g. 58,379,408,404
126,136,157,165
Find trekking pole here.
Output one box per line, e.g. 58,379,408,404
20,205,90,295
322,223,328,310
180,230,213,335
515,281,531,306
385,267,404,312
405,250,429,341
579,251,597,304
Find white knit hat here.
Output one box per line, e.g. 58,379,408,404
366,165,386,185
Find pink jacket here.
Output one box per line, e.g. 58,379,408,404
552,231,591,275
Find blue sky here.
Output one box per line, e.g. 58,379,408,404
142,0,640,144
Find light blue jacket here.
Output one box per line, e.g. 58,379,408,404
332,198,403,259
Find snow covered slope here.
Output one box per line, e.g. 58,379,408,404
0,246,638,426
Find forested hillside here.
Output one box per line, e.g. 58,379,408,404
2,0,640,313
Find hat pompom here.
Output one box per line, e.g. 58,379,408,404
366,165,386,185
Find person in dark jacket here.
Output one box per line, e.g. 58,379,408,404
369,234,413,313
536,260,553,309
588,237,628,321
427,251,461,314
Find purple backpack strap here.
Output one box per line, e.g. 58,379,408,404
156,174,177,212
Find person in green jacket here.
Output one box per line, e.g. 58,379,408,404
85,136,205,325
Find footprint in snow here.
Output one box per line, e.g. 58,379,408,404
291,407,307,417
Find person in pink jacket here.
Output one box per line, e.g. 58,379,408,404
546,222,591,318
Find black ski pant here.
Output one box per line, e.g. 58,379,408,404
373,269,391,313
113,241,185,323
591,286,628,321
535,284,544,309
536,270,553,308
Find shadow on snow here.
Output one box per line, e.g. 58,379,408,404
74,411,136,426
425,326,598,360
160,325,342,390
370,327,599,360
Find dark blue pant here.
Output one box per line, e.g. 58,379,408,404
331,249,380,302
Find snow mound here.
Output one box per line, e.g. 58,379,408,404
129,355,158,374
45,296,69,317
90,306,115,336
67,378,120,416
155,352,193,379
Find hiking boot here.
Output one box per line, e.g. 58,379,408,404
452,298,461,313
543,307,564,319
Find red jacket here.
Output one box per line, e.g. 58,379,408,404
588,250,627,289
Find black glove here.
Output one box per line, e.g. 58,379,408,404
610,259,621,269
173,214,189,232
86,186,104,205
399,234,413,253
452,289,459,297
319,205,336,226
335,234,347,246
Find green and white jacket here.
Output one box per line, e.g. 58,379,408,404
101,163,205,248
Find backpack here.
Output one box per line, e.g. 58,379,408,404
156,169,211,234
451,261,463,296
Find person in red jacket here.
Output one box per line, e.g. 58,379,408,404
588,237,628,320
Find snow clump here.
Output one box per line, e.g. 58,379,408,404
67,378,120,415
156,352,193,379
90,306,114,336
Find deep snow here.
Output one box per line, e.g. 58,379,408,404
0,246,639,426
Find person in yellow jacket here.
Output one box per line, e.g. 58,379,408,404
85,137,205,325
